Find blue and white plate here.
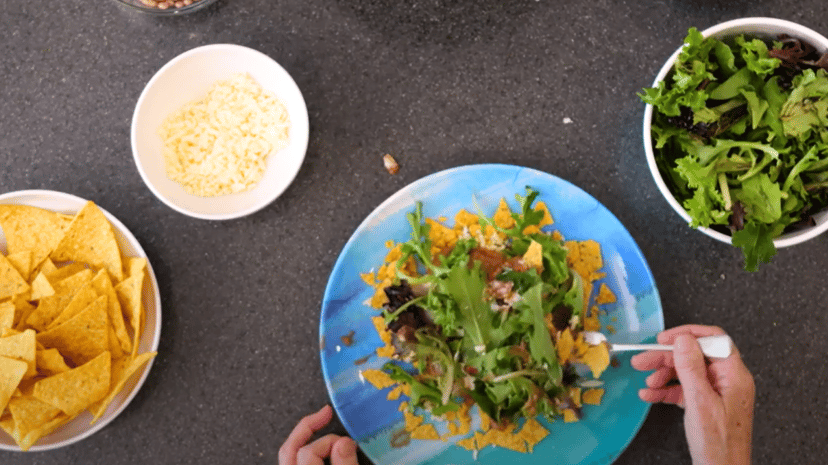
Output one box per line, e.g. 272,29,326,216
320,164,664,465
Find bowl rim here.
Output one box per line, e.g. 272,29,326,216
111,0,218,16
130,43,309,221
0,189,162,452
642,17,828,248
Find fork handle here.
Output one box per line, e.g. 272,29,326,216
611,343,673,352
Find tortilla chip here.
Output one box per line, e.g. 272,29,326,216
386,384,405,401
29,272,55,301
0,356,28,413
403,408,424,431
10,295,36,331
0,301,15,330
8,395,62,440
0,415,15,437
32,352,111,417
556,328,574,365
45,263,90,283
518,418,548,452
36,349,71,376
362,369,395,390
0,254,30,301
36,258,58,277
522,240,544,271
50,268,93,296
569,387,582,407
50,202,123,282
47,285,99,330
0,329,37,378
456,436,476,450
25,294,72,332
6,251,33,283
486,427,527,453
595,283,616,304
453,209,479,229
411,423,439,440
426,218,458,252
36,296,109,365
92,270,131,354
124,256,147,278
17,413,70,452
88,351,155,423
0,205,71,268
493,198,516,229
115,271,144,355
563,408,579,423
583,311,601,332
582,388,605,406
579,343,610,379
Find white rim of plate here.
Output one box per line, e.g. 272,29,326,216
130,43,310,221
642,17,828,248
0,189,162,452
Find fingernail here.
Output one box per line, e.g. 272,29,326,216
674,335,698,354
638,389,649,401
337,438,356,457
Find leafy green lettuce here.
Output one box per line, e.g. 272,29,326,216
640,27,828,271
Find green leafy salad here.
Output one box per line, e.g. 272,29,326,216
365,189,611,431
640,27,828,271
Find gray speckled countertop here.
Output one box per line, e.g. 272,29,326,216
1,1,827,464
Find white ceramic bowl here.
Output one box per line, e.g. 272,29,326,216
0,190,162,452
642,17,828,247
131,44,310,220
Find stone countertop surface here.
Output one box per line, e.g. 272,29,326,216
1,1,827,464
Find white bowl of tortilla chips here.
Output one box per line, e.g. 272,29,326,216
0,190,161,452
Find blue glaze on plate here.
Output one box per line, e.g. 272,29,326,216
320,164,664,465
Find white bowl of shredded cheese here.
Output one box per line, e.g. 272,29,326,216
131,44,309,220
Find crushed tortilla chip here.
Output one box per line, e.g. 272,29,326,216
493,199,516,229
522,240,544,271
386,384,405,401
578,343,610,379
518,418,549,452
453,209,478,229
411,423,439,440
563,409,579,423
362,369,395,390
595,283,616,304
582,388,605,405
456,436,476,450
360,272,376,287
403,408,423,431
556,328,574,365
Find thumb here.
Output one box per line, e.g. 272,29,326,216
672,334,717,404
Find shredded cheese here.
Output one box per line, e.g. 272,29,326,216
158,73,290,197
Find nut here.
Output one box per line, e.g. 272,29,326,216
383,154,400,175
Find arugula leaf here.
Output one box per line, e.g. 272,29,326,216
441,263,493,354
518,284,562,383
731,221,776,272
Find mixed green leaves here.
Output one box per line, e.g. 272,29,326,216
640,27,828,271
381,188,584,423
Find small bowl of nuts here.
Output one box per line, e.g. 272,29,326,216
113,0,218,15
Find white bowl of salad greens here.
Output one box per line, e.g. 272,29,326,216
641,18,828,271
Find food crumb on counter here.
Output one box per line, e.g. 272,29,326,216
383,154,400,175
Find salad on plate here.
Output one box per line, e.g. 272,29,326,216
360,188,616,453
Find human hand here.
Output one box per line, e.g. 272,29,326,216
278,405,359,465
630,325,755,465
